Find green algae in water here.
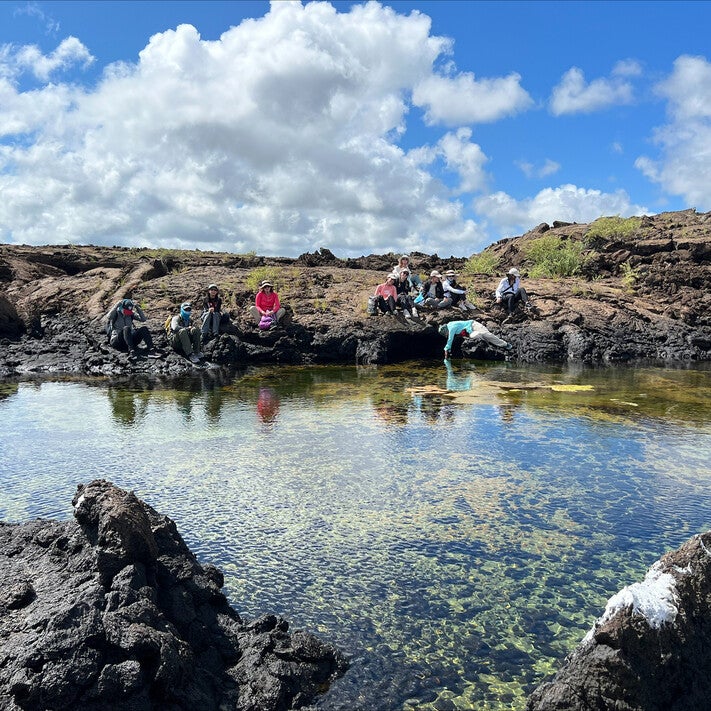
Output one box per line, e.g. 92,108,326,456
1,363,710,710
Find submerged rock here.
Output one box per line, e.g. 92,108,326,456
527,531,711,711
0,480,347,711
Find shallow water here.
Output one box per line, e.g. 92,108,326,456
1,361,710,710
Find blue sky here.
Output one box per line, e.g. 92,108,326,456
1,1,710,257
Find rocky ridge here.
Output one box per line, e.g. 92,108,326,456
0,208,709,377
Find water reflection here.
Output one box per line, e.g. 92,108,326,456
2,363,710,711
257,387,280,426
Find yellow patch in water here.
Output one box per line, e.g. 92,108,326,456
550,384,595,392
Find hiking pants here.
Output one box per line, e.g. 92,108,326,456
170,326,201,356
111,325,153,352
202,311,221,337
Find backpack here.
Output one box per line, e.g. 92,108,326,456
259,314,274,330
367,296,377,315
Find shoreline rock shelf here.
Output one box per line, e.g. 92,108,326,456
0,480,347,711
1,208,710,376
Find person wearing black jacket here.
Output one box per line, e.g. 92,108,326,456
201,284,223,341
421,271,452,310
394,269,418,319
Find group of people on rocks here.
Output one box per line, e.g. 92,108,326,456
104,279,287,365
104,253,534,366
372,255,534,359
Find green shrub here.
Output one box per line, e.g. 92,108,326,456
245,266,281,292
463,251,499,276
585,215,642,243
525,235,588,278
620,260,638,292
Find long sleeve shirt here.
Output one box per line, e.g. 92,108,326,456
495,276,520,299
374,283,397,300
444,319,490,351
255,291,281,314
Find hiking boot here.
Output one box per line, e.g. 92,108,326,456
405,312,412,319
189,353,200,364
458,303,468,312
411,307,419,318
195,351,205,359
505,342,513,351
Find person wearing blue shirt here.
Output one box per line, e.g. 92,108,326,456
439,319,511,359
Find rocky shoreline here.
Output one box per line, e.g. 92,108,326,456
0,480,347,711
1,208,710,377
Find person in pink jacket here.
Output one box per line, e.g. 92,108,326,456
249,280,286,327
374,273,398,315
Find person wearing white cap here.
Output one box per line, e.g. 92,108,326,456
420,270,452,310
169,301,203,363
201,284,223,341
373,273,398,315
443,270,477,313
249,280,286,328
495,267,531,316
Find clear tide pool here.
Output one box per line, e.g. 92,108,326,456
1,361,710,710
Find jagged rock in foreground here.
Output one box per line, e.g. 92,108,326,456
527,531,711,711
0,480,347,711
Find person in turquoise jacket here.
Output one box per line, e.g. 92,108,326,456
439,320,511,359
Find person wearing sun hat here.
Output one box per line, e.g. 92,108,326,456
420,270,452,310
249,279,286,327
495,267,531,315
169,301,203,363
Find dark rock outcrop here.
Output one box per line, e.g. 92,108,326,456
0,480,347,711
527,531,711,711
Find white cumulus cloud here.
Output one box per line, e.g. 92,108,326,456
413,71,533,125
474,184,647,237
635,55,711,209
550,65,636,116
0,2,501,257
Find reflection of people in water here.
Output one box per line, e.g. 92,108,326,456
373,402,409,425
107,387,148,426
444,359,474,392
257,387,280,424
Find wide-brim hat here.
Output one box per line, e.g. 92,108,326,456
208,283,218,290
508,268,521,277
430,270,442,278
387,273,398,280
259,280,273,288
445,270,456,277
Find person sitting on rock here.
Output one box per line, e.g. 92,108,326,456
169,301,203,364
495,268,532,318
201,284,223,341
392,254,422,291
373,273,398,316
443,270,477,313
394,268,418,319
421,271,452,310
104,298,157,359
440,319,512,359
249,280,286,328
